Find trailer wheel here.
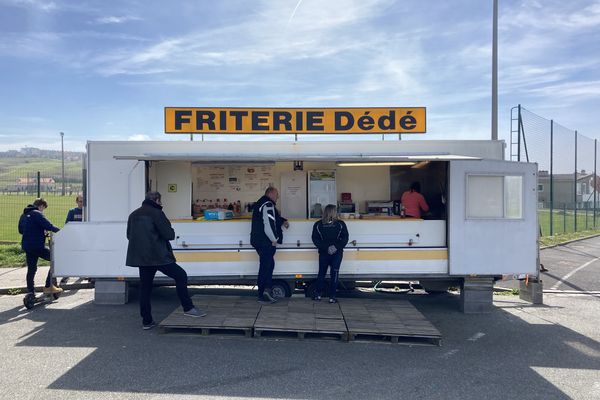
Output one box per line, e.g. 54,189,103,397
420,279,455,294
304,281,330,298
271,280,292,298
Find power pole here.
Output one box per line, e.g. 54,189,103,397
491,0,498,140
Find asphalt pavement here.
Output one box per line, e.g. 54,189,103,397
1,285,600,399
2,236,600,399
497,235,600,292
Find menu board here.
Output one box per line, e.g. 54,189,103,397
193,164,275,206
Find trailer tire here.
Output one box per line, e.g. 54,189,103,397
271,280,292,298
304,280,333,298
420,279,456,294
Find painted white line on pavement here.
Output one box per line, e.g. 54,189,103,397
550,257,600,290
467,332,485,341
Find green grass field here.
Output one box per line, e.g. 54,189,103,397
0,157,82,187
538,208,600,236
0,194,77,243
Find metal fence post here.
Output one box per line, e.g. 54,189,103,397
574,131,578,232
586,203,589,230
550,120,554,235
595,139,597,228
564,203,567,233
36,171,40,198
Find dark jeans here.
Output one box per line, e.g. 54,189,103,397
255,246,276,298
316,251,343,299
138,263,194,325
25,248,52,293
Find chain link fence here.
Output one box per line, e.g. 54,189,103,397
0,160,83,243
511,105,599,236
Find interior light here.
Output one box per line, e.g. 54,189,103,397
336,162,417,167
411,161,430,169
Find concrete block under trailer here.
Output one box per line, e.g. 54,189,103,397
53,140,539,311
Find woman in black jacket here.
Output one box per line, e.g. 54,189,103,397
311,204,349,303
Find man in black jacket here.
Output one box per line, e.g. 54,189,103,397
126,191,206,330
18,198,62,295
250,187,288,303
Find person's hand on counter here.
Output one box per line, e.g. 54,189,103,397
283,220,290,229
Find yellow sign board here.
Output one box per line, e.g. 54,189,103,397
164,107,426,134
168,184,177,193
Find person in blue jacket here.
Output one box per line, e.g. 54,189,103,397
311,204,349,303
18,198,63,295
65,194,83,223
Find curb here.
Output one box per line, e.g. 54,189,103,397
540,232,600,250
0,282,94,295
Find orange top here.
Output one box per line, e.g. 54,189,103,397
401,191,429,218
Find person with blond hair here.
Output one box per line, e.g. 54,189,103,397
311,204,349,303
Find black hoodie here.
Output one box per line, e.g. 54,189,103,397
18,205,60,252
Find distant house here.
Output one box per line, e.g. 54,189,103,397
11,177,56,192
538,170,600,208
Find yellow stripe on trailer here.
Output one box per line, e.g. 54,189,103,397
175,249,447,263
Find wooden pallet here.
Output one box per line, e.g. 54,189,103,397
340,298,442,346
159,296,442,345
159,295,260,337
254,298,348,341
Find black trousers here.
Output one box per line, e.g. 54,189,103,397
138,263,194,325
316,251,343,299
25,248,52,293
255,246,276,298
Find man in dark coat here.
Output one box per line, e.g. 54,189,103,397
18,198,62,295
126,191,206,330
250,187,288,303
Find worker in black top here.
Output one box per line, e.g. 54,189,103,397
311,204,349,303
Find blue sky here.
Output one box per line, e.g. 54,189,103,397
0,0,599,152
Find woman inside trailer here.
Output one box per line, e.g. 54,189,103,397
401,181,430,219
311,204,349,303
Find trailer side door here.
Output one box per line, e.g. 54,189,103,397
449,159,537,275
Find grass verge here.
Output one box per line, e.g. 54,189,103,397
0,244,49,268
539,229,600,247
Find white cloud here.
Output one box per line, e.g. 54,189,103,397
128,134,152,141
94,15,141,25
5,0,58,12
88,0,395,76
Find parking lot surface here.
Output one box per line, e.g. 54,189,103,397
1,286,599,400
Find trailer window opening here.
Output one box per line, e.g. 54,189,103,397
466,175,523,219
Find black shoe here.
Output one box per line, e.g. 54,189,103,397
329,298,337,304
142,321,156,330
312,295,322,301
263,291,277,303
257,296,272,304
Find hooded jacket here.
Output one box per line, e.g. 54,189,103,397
311,219,349,255
125,199,176,267
18,205,60,252
250,195,287,248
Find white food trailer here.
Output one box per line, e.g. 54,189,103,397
54,139,539,312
